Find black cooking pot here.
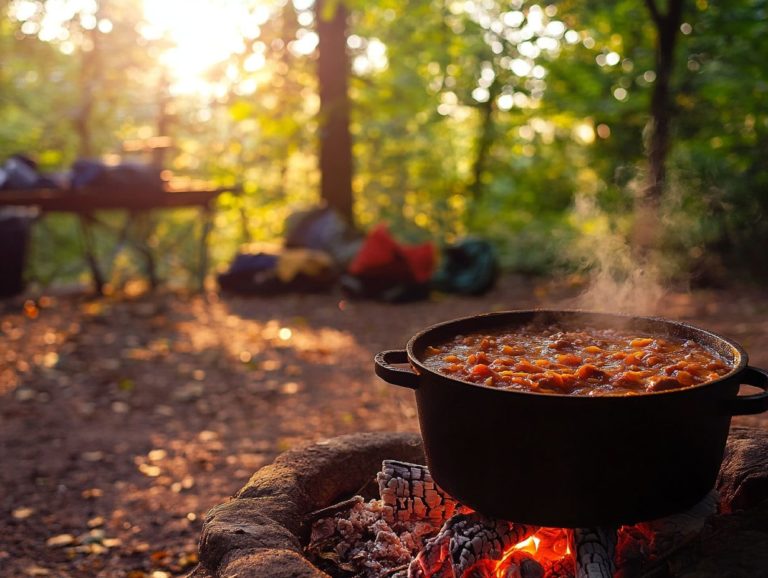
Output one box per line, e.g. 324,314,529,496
374,310,768,528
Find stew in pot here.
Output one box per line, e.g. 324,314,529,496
422,325,731,395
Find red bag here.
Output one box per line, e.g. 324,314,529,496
348,224,435,284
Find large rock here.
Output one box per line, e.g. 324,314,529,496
667,498,768,577
218,549,324,578
191,432,424,577
716,426,768,512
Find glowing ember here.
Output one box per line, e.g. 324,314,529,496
485,529,573,578
307,460,717,578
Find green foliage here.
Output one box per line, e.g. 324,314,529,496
2,0,767,288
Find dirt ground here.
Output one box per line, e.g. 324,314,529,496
1,275,767,578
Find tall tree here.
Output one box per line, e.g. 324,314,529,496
634,0,685,252
316,0,354,224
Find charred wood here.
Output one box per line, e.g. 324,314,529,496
305,495,365,525
541,556,575,578
408,512,538,578
569,527,617,578
378,460,464,525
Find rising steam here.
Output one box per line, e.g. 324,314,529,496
568,187,668,316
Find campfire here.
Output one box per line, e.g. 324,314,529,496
306,460,715,578
187,429,768,578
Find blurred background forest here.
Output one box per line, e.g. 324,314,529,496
2,0,767,289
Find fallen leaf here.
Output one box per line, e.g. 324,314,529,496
239,351,252,363
12,507,34,520
150,550,171,564
118,378,135,392
262,359,281,371
281,381,301,395
78,528,105,544
98,359,121,371
87,516,104,528
111,401,130,414
42,352,59,368
285,364,303,376
138,463,161,477
23,301,39,319
172,383,203,402
46,534,75,548
15,389,35,402
178,551,198,568
81,302,103,316
81,451,104,462
148,449,167,461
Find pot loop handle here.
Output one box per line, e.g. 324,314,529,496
726,366,768,415
374,350,420,390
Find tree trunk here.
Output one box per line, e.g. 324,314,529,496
468,78,500,203
316,0,354,225
635,0,685,254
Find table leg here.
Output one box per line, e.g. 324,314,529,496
78,214,106,295
128,211,159,290
198,206,213,291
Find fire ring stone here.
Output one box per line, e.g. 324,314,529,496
188,432,425,578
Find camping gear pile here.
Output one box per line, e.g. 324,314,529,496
217,206,499,301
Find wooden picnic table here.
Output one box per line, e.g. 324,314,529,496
0,185,238,294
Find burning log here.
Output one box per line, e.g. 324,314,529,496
407,512,538,578
310,460,722,578
378,460,465,525
467,550,545,578
569,527,617,578
540,556,575,578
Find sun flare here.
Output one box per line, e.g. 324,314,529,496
141,0,272,94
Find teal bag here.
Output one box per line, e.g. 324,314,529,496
432,238,499,295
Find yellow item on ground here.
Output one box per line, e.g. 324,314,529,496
276,249,334,282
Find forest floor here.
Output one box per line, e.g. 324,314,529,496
1,275,767,578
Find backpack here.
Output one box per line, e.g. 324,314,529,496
432,238,499,296
342,224,435,302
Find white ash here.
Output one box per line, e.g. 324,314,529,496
308,496,440,577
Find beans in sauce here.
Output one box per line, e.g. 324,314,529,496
422,325,731,396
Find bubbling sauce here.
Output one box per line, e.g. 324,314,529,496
422,325,731,395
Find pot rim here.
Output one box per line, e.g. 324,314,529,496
405,308,747,400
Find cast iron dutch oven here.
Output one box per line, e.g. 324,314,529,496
374,310,768,528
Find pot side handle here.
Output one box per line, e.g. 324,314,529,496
374,350,420,390
726,366,768,416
